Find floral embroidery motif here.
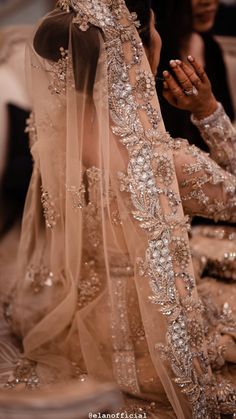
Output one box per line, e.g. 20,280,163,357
48,1,236,416
41,188,60,229
139,102,161,130
153,153,174,186
66,184,86,210
215,377,236,415
135,69,156,100
48,47,69,95
57,0,71,12
25,265,55,293
170,236,190,270
5,359,40,390
180,144,236,222
97,6,218,417
187,319,205,348
191,102,236,175
77,261,102,309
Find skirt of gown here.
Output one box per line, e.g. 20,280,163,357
0,223,235,418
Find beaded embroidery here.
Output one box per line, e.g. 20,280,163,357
66,184,86,210
153,153,174,186
110,262,140,395
32,0,236,416
25,265,55,293
180,144,236,222
170,236,190,270
77,261,102,309
48,47,70,95
41,188,60,229
5,359,40,390
191,102,236,175
69,1,220,416
25,112,37,148
135,69,156,100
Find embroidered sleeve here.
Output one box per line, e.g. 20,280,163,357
191,103,236,175
173,141,236,222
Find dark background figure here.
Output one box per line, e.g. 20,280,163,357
215,0,236,36
152,0,234,152
0,104,32,237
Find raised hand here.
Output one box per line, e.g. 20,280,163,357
162,56,218,119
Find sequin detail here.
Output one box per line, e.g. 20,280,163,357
110,262,140,395
91,2,219,415
170,236,190,270
37,1,236,416
180,143,236,222
135,69,156,100
66,184,86,210
48,47,70,95
153,153,174,186
191,102,236,175
5,359,40,390
41,188,60,229
77,261,102,309
25,265,55,293
25,112,37,148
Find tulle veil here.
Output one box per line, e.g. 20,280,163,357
2,0,222,417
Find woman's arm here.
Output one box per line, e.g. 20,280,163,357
163,57,236,175
173,139,236,222
191,103,236,175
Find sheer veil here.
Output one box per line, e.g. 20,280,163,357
3,1,222,417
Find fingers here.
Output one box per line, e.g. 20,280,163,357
187,55,207,82
162,87,176,107
163,70,185,99
169,60,194,91
169,59,201,90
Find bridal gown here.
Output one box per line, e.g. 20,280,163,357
0,105,235,417
0,2,235,418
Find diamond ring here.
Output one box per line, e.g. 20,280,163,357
184,86,198,96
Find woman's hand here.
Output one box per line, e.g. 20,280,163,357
162,56,218,119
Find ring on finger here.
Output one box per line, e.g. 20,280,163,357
184,86,198,96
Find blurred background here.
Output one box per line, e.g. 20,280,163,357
0,0,54,26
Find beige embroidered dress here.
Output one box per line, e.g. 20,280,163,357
0,1,235,418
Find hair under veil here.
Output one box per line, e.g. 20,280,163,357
2,0,223,417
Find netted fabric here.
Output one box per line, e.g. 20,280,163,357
0,1,231,418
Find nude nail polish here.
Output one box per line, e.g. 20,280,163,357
169,60,176,67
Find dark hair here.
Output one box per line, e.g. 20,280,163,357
0,104,32,238
33,0,153,85
152,0,192,68
33,10,101,95
125,0,152,47
152,0,234,152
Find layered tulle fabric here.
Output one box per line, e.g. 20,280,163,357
1,1,227,418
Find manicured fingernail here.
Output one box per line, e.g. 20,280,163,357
163,70,169,77
170,60,177,67
188,55,194,62
176,59,181,65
